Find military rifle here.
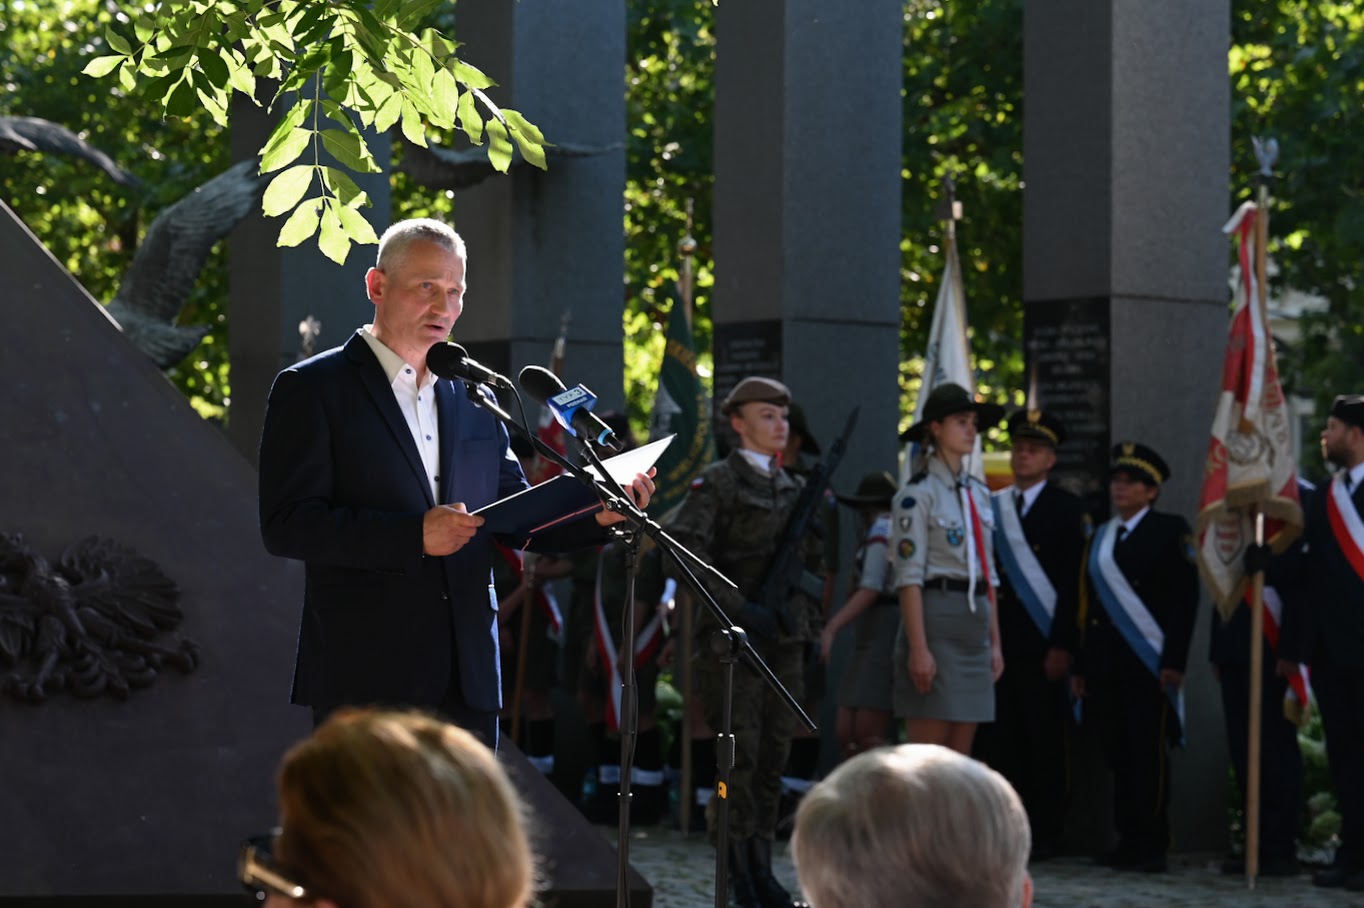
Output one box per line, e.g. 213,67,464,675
738,406,860,640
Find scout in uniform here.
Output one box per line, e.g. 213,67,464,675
666,375,821,908
890,383,1005,756
820,470,901,758
1072,443,1199,873
974,409,1089,861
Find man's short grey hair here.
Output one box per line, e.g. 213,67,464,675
792,744,1030,908
375,218,466,271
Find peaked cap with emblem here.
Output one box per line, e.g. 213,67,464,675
721,375,791,416
899,383,1005,443
1006,408,1067,448
1330,394,1364,430
836,470,898,508
1109,441,1170,486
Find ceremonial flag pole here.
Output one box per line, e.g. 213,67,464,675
1195,136,1304,888
646,200,714,834
904,175,984,484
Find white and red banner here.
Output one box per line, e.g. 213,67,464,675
1196,201,1303,620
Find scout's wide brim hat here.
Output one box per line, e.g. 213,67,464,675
1006,408,1066,448
1109,441,1170,486
721,376,791,416
786,402,821,456
899,383,1005,443
836,470,898,508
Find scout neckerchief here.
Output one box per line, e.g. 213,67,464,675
992,485,1057,638
1087,517,1186,745
1326,472,1364,584
1256,585,1313,725
958,473,996,612
592,547,669,732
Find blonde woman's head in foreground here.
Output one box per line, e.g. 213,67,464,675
266,709,534,908
792,743,1032,908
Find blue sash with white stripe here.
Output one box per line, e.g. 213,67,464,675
991,488,1057,638
1087,518,1186,745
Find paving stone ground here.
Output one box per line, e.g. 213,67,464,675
610,826,1364,908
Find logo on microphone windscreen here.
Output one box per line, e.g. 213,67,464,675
549,386,594,410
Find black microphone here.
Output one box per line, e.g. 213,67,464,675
426,342,510,388
518,365,623,452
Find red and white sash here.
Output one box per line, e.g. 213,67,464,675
495,543,565,640
593,549,671,731
1326,474,1364,583
1258,585,1312,722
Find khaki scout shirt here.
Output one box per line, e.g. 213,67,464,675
664,450,824,641
889,456,998,590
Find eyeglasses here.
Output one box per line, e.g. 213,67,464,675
238,830,309,902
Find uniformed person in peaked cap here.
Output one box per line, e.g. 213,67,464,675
1072,441,1198,873
666,374,820,908
973,408,1089,861
1280,394,1364,890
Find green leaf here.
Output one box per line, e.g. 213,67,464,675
262,165,315,217
198,46,229,87
277,198,323,247
430,68,459,128
319,100,354,131
374,92,404,133
321,167,369,208
412,48,437,104
259,127,312,173
118,59,138,92
320,129,381,174
82,55,124,79
485,117,513,173
400,98,427,147
134,14,156,42
451,57,495,91
509,127,547,171
456,89,483,145
501,108,546,146
105,26,133,56
225,49,257,96
165,76,198,118
337,205,380,244
317,203,352,264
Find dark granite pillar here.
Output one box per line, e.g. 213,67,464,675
447,0,626,409
1024,0,1231,852
711,0,904,496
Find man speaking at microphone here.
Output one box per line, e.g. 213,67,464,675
258,218,653,744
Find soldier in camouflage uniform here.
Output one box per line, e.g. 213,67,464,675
666,376,820,908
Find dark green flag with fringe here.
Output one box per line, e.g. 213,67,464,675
648,297,715,516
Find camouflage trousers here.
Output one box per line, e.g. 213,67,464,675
696,635,805,841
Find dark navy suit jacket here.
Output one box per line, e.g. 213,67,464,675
258,332,529,714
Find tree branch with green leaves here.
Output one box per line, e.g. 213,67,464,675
84,0,547,264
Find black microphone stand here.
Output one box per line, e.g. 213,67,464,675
455,376,813,908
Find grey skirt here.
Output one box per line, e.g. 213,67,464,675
892,586,993,722
835,600,900,711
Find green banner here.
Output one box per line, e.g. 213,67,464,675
648,298,716,516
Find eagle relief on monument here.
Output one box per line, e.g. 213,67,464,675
0,534,199,704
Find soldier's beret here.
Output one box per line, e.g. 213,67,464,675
1006,408,1066,448
900,383,1005,443
1109,441,1170,486
1330,394,1364,430
721,376,791,416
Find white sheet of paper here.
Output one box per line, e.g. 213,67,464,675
585,435,674,484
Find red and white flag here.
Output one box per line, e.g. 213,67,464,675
1195,201,1303,620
